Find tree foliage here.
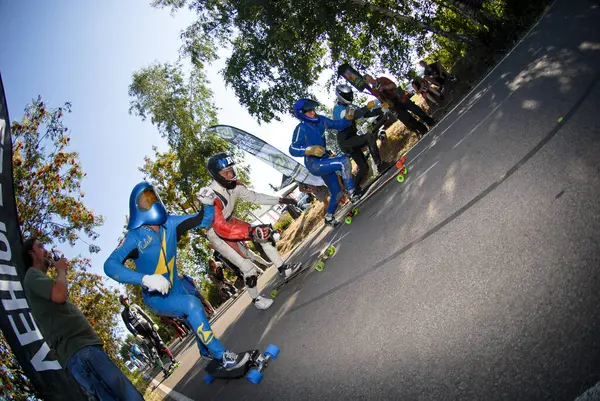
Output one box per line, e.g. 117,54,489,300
4,98,124,396
13,96,103,246
152,0,496,122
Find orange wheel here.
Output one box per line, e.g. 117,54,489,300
400,156,406,163
395,160,403,169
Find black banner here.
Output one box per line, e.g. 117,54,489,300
0,74,87,400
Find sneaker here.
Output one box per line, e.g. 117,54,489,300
324,215,341,228
221,350,250,370
279,263,302,278
350,190,363,203
252,296,274,310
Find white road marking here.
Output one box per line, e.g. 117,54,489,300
149,378,195,401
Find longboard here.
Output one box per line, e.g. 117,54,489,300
343,155,408,224
268,244,335,299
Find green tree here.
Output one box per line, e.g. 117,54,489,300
129,62,226,196
152,0,488,123
11,97,123,366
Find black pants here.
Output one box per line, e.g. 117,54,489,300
137,324,170,360
340,133,382,190
394,107,427,135
403,100,436,126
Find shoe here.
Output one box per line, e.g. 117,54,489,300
279,263,302,278
221,351,250,370
350,190,363,203
252,296,274,310
324,215,341,228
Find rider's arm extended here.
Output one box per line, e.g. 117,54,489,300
322,116,352,131
104,233,145,285
170,205,215,241
236,183,280,205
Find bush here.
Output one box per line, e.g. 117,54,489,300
274,212,294,232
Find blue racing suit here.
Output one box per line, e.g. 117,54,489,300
104,207,224,359
289,115,355,215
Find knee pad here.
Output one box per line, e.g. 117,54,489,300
245,275,258,288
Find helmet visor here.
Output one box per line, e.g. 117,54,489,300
300,99,319,113
136,187,161,212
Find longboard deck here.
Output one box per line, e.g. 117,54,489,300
337,156,408,223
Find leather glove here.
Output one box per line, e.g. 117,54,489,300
136,334,145,341
141,274,170,295
196,187,216,205
279,197,298,206
381,102,391,110
366,100,376,110
250,225,273,242
305,145,326,157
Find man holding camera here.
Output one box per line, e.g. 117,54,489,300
22,237,143,401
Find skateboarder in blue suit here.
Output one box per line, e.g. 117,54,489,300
104,181,249,370
289,98,358,227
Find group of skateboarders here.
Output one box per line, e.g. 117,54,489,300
101,64,448,375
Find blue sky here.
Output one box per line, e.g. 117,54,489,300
0,0,306,283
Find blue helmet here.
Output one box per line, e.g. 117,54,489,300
206,152,238,190
127,181,167,230
293,98,320,123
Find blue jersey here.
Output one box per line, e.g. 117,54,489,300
104,208,214,292
289,115,351,159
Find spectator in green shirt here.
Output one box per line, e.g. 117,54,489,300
22,237,143,401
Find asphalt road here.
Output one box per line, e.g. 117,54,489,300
153,0,600,399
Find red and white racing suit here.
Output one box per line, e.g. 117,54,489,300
207,180,284,299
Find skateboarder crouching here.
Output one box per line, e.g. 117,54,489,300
332,84,392,197
105,181,251,371
202,153,302,311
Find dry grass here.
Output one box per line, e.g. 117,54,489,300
278,118,422,256
277,200,327,256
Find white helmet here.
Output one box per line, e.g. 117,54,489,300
335,84,354,105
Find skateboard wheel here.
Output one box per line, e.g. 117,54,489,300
401,166,408,175
395,160,403,169
315,261,325,272
270,289,279,299
326,245,336,256
247,369,263,384
345,216,352,224
265,344,280,359
401,155,406,164
204,375,214,384
352,207,359,216
396,174,405,183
